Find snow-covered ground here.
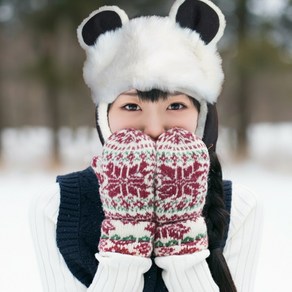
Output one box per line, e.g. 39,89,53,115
0,124,291,292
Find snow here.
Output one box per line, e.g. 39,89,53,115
224,163,292,292
0,124,291,292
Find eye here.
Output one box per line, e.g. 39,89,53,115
167,103,186,110
122,103,141,111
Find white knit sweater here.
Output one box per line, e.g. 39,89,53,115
30,182,262,292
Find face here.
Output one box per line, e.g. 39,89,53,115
108,90,199,141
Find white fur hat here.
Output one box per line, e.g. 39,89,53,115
77,0,225,142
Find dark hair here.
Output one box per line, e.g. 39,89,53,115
136,88,200,109
203,150,237,292
137,89,237,291
137,89,168,101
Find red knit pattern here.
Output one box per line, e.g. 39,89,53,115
154,127,210,256
92,128,156,257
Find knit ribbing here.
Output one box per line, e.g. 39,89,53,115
56,167,101,287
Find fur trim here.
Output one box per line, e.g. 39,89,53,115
97,102,112,141
196,101,208,139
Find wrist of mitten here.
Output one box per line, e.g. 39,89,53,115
90,252,152,292
154,250,220,292
99,219,156,257
154,217,208,257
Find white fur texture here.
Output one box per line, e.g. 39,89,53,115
79,11,224,105
79,0,226,142
97,102,112,141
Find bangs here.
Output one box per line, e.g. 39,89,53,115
136,89,200,111
136,89,168,102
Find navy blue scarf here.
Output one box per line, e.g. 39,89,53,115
56,167,232,291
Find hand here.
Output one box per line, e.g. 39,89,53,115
92,128,156,257
154,127,210,257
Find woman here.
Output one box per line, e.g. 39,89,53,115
30,0,263,291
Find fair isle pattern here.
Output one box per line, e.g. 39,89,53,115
92,129,156,221
99,220,155,256
154,128,210,256
155,128,210,222
92,129,156,257
155,218,208,256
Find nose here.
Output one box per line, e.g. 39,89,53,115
143,117,165,141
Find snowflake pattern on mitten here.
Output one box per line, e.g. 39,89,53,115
92,128,156,257
154,127,210,256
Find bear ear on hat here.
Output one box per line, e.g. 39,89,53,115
77,6,129,49
169,0,225,45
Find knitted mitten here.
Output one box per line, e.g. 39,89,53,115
92,128,156,257
154,127,210,257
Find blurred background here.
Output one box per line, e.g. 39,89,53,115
0,0,292,167
0,0,291,291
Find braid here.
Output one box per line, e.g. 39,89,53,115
203,150,237,292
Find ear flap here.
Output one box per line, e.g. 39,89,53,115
169,0,225,45
202,103,218,151
77,6,129,49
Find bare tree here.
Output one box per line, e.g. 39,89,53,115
23,1,99,164
0,89,3,161
234,0,251,158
